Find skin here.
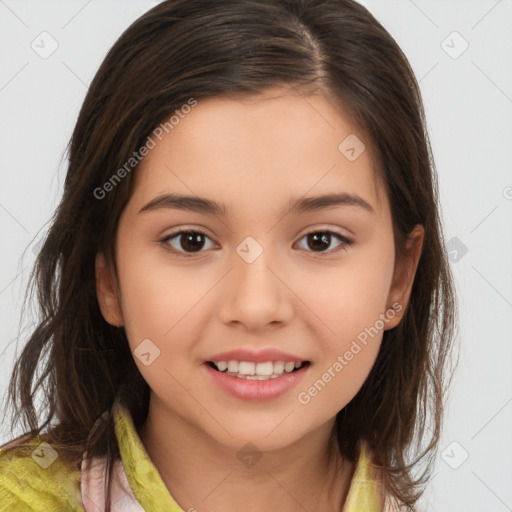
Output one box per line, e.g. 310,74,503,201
96,86,424,512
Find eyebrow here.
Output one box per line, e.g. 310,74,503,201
137,192,375,216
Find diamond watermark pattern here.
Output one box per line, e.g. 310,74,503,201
338,134,366,162
31,442,58,469
441,31,469,59
134,338,161,366
236,236,263,264
31,31,59,59
237,442,262,468
446,236,468,263
441,441,469,469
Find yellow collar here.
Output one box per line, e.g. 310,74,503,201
81,401,384,511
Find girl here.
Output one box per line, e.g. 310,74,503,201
0,0,457,511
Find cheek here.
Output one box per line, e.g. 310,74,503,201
299,338,381,415
300,295,386,414
304,244,394,340
116,260,204,399
115,247,203,351
296,246,393,411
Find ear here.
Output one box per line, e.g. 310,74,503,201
384,224,424,330
95,252,124,327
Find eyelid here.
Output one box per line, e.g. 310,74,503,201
296,224,353,241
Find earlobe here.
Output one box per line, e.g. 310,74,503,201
95,252,124,327
384,225,424,330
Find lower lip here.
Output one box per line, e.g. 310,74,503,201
203,363,309,401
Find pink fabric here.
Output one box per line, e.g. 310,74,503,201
81,453,145,512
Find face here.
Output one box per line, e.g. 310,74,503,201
96,86,423,452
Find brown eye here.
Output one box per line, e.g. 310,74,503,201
179,232,206,252
297,231,352,254
160,229,352,258
161,230,214,256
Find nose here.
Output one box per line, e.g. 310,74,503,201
217,244,294,331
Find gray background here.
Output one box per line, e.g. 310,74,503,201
1,1,511,511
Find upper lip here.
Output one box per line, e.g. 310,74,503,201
206,348,308,364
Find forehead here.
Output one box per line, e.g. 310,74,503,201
131,87,388,218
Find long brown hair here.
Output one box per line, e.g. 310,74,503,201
2,1,457,510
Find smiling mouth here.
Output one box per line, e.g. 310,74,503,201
206,360,311,380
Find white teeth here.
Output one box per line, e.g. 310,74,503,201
284,362,295,373
227,361,239,373
273,361,285,373
255,362,273,376
211,360,306,379
216,361,228,372
238,361,255,375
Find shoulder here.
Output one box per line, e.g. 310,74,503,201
0,434,85,511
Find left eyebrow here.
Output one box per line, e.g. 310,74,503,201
137,192,375,217
287,192,375,215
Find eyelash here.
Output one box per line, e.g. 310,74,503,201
159,229,353,258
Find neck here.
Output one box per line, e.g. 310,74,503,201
138,400,354,512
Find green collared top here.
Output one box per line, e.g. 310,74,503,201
0,401,386,511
